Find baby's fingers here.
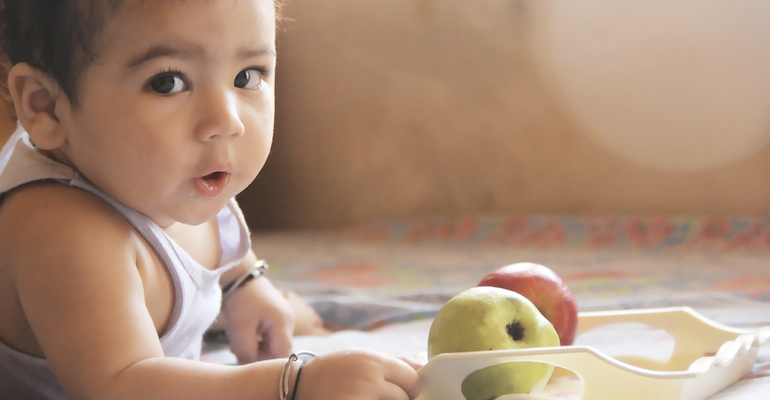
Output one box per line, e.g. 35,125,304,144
379,381,416,400
227,324,260,364
396,354,425,370
383,356,421,400
258,322,293,360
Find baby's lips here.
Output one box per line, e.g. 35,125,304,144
193,171,230,197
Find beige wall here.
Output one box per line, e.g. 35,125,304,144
240,0,770,230
3,2,768,231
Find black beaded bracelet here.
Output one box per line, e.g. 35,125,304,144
221,259,268,301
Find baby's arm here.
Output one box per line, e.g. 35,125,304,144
220,250,333,363
6,184,285,400
6,184,420,400
220,251,296,363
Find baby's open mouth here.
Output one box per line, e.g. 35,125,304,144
194,171,230,197
203,171,227,182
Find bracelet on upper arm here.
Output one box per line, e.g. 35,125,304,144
221,259,268,301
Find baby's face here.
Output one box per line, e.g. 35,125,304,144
54,0,276,227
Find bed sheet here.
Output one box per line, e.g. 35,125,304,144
204,215,770,399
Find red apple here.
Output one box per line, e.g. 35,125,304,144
477,262,578,346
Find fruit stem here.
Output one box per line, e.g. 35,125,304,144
506,320,525,341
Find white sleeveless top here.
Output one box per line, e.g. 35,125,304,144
0,126,252,399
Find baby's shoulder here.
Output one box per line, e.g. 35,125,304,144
0,181,138,264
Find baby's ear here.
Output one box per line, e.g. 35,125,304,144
7,63,68,150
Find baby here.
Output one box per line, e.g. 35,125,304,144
0,1,420,399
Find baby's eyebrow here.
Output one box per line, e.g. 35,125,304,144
126,44,200,68
126,44,276,69
236,46,277,60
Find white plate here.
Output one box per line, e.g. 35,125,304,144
417,307,770,400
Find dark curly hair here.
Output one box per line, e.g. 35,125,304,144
0,0,284,106
0,0,123,105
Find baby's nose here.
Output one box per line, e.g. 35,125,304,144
196,90,245,140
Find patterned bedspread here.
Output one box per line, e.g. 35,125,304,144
206,215,770,399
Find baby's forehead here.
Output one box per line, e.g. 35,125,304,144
91,0,276,59
97,0,276,39
111,0,271,12
103,0,277,27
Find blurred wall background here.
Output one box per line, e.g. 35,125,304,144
2,1,769,231
240,0,770,231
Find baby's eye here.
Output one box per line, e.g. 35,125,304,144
234,68,264,89
148,73,188,94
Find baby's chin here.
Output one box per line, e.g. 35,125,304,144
149,201,230,228
178,208,228,227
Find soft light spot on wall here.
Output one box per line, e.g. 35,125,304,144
534,0,770,170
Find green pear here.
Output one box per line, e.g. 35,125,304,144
427,286,560,400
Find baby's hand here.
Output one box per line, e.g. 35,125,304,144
283,289,331,336
222,276,295,363
294,349,421,400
